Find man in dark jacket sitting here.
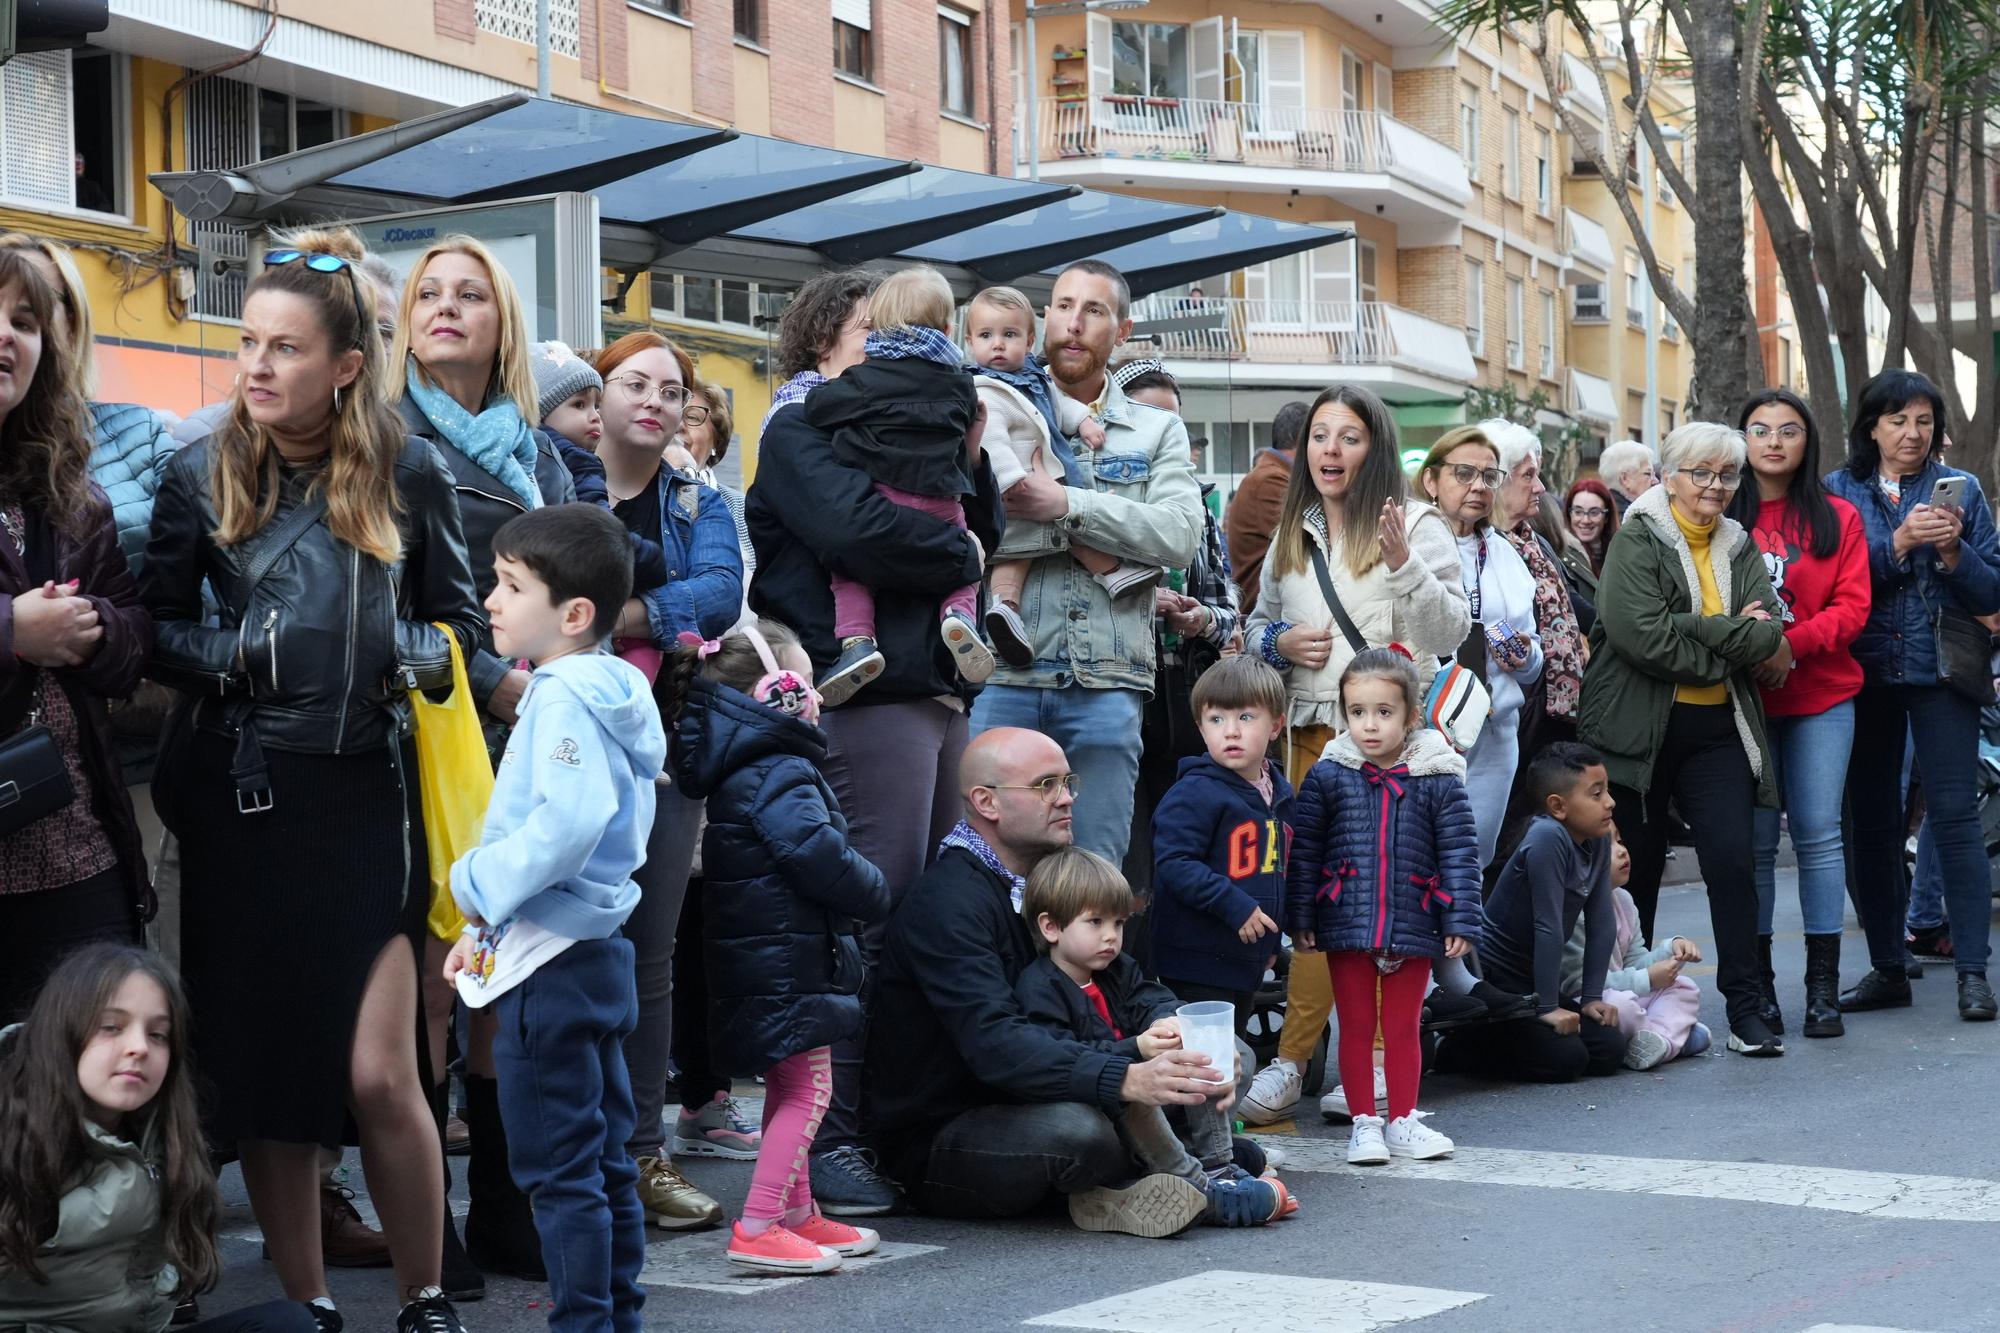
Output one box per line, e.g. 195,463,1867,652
863,727,1240,1235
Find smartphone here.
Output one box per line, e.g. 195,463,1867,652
1930,476,1968,511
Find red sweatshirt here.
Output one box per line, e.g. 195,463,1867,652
1751,495,1871,717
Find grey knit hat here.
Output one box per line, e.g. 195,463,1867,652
530,340,603,423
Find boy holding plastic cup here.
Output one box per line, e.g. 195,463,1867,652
1013,848,1293,1228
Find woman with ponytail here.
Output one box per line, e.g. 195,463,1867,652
141,226,482,1332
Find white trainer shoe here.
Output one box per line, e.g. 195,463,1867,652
1238,1058,1301,1125
1623,1029,1672,1071
1384,1111,1454,1161
1319,1067,1389,1121
1347,1114,1390,1166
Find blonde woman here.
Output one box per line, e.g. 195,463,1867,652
1238,384,1470,1126
140,227,483,1330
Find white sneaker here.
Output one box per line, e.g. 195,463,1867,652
1238,1058,1301,1125
1319,1067,1389,1121
1623,1029,1671,1071
1347,1114,1390,1166
1384,1111,1454,1161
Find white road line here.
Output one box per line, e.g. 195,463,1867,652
1024,1272,1486,1332
1255,1138,2000,1221
1797,1326,1940,1332
639,1237,941,1296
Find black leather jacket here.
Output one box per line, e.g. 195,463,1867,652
140,437,485,755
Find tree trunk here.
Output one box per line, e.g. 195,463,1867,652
1684,0,1756,420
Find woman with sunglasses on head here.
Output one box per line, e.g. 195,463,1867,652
140,227,483,1332
1578,422,1789,1059
1824,370,2000,1022
591,330,745,1234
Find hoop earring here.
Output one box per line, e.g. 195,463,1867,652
333,385,344,413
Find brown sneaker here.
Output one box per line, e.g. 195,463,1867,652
321,1183,391,1268
444,1112,471,1156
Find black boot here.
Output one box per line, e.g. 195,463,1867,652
432,1078,484,1302
1756,934,1784,1035
462,1074,547,1282
1802,933,1844,1038
1839,966,1913,1011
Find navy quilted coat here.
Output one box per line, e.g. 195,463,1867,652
670,676,890,1075
88,402,178,576
1284,728,1483,958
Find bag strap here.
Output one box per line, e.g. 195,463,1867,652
1308,544,1369,655
233,492,329,614
220,492,328,815
0,505,56,737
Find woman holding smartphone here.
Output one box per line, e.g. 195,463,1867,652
1824,370,2000,1023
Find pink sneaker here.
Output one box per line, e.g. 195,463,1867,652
725,1222,842,1273
790,1213,880,1256
672,1093,761,1160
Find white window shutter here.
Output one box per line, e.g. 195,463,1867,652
1012,22,1025,110
1312,245,1355,329
2,52,74,210
833,0,871,31
1263,31,1304,111
1087,12,1113,108
1192,17,1224,103
1244,260,1269,304
1374,62,1393,115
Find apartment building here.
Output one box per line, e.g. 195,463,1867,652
8,0,1013,477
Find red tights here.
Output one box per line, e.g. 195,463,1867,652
1325,951,1431,1122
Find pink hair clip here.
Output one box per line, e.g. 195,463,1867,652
676,632,723,660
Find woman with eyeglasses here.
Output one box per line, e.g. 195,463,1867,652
1417,427,1542,869
1824,369,2000,1022
1717,389,1871,1040
590,329,745,1233
1564,479,1621,577
1579,422,1789,1058
141,227,483,1330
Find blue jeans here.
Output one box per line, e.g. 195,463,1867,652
1753,701,1855,936
1848,686,1993,977
970,683,1146,864
1908,819,1946,930
494,936,646,1333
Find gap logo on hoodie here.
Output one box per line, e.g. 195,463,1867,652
1226,817,1290,880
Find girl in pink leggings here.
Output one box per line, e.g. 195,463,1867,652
1561,839,1711,1070
658,619,891,1272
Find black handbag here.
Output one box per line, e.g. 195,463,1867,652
0,507,77,837
1931,597,1997,706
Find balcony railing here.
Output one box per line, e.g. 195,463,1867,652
1018,98,1469,202
1128,295,1475,383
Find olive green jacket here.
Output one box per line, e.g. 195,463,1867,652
1577,484,1786,805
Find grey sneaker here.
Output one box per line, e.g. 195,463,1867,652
1067,1173,1206,1237
1623,1028,1672,1070
983,602,1033,668
819,637,885,708
940,611,995,684
808,1145,902,1217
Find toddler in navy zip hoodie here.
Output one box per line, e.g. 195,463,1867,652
1150,657,1294,1032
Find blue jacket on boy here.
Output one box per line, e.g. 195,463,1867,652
451,651,667,940
1149,754,1294,992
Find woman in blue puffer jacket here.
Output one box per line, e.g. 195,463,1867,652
1286,647,1481,1167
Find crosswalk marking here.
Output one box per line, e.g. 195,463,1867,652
639,1236,940,1295
1797,1326,1940,1332
1024,1272,1486,1332
1254,1138,2000,1221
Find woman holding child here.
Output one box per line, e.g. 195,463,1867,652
1238,383,1471,1125
1578,421,1789,1059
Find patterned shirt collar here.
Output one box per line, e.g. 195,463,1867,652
762,370,827,430
864,325,967,368
939,819,1028,911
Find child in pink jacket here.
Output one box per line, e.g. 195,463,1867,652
1562,839,1711,1070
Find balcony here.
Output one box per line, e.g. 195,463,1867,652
1127,295,1476,401
1018,98,1472,239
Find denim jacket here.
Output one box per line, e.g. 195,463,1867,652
636,468,747,646
1824,461,2000,687
989,375,1203,693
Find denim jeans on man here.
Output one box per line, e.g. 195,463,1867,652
494,936,647,1333
1754,700,1855,936
970,684,1146,863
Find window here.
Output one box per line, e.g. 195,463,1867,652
1341,50,1364,112
1662,297,1680,342
1357,241,1378,304
1459,83,1481,178
1574,282,1608,321
1503,106,1521,198
939,9,972,115
834,0,872,79
634,0,685,15
1465,258,1485,357
1506,275,1525,370
1112,21,1189,98
653,275,776,331
1624,250,1646,328
1535,127,1552,214
259,89,343,161
1231,31,1261,103
1779,336,1795,387
1,49,128,217
1660,401,1677,440
1539,288,1557,377
734,0,761,40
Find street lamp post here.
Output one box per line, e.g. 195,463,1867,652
1022,0,1147,183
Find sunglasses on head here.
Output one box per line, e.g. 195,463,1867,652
263,249,372,350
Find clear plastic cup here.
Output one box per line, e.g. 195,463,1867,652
1175,1000,1236,1086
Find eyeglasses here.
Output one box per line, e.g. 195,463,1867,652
1745,423,1805,442
263,249,370,349
1568,504,1608,520
682,403,710,426
608,374,690,409
987,773,1082,801
1677,467,1744,491
1441,463,1505,490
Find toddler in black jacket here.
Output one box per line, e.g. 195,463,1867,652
1013,848,1292,1229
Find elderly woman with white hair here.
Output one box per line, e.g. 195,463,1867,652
1480,418,1587,745
1579,421,1792,1058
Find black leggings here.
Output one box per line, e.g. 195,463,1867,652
0,866,135,1021
670,880,729,1111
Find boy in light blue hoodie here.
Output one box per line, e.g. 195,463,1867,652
444,503,665,1333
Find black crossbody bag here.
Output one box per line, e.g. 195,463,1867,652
0,507,78,836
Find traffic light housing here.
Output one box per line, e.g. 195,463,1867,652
1,0,110,65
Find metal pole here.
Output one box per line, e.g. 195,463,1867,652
1026,6,1040,181
1641,133,1658,453
536,0,551,98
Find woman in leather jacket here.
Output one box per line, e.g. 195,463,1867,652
140,227,482,1331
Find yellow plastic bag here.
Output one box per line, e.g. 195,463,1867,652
411,629,494,942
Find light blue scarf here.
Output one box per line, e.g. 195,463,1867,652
404,361,542,509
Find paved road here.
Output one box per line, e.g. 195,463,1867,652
200,870,2000,1332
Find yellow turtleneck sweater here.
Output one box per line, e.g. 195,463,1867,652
1672,506,1729,705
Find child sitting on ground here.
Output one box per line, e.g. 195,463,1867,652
803,266,994,705
1013,847,1291,1228
962,285,1151,665
445,504,666,1329
530,340,672,680
1286,647,1482,1167
658,619,891,1273
1562,837,1712,1068
1149,655,1293,1033
1436,742,1631,1084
